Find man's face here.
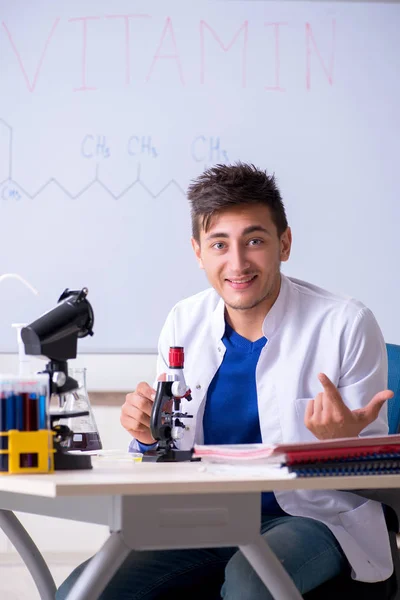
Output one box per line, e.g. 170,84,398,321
192,204,291,312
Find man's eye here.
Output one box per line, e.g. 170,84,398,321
212,242,225,250
248,239,263,246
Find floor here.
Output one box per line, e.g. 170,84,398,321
2,539,400,599
0,552,90,600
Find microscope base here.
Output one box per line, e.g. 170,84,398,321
54,450,92,470
156,449,194,462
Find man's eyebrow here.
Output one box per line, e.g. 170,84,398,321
205,232,229,240
242,225,271,236
205,225,271,241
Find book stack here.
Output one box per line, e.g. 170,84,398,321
193,434,400,478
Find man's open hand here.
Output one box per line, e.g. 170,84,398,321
304,373,394,440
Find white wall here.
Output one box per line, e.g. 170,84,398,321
0,353,157,391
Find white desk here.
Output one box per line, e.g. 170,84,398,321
0,461,399,600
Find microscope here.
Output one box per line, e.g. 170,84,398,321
150,347,194,462
21,287,95,470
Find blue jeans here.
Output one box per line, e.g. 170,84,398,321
56,514,348,600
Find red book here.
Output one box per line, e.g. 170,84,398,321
193,434,400,464
285,444,400,465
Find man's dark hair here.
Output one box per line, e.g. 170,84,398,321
188,162,288,242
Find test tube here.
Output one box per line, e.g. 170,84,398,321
0,389,7,472
38,380,48,430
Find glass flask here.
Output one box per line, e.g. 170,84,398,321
56,367,102,451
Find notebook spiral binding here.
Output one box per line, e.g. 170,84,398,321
287,455,400,477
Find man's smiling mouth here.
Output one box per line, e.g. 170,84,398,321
225,275,258,288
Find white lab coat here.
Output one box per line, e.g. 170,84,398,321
138,274,393,582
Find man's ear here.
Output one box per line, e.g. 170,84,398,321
191,237,204,269
280,227,292,263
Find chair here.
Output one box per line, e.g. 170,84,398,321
304,343,400,600
387,343,400,434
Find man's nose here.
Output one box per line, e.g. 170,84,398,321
228,245,250,272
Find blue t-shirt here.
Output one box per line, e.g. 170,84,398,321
203,322,286,516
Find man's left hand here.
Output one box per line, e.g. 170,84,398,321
304,373,394,440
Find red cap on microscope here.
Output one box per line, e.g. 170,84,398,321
169,346,184,368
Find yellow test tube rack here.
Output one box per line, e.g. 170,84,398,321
0,430,55,474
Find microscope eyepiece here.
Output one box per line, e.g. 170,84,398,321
21,288,94,362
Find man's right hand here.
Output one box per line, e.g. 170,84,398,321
120,381,158,445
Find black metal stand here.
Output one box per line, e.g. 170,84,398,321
53,445,92,470
155,449,195,462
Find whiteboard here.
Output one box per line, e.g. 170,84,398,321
1,0,399,353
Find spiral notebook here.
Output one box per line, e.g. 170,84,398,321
283,438,400,477
287,456,400,477
193,434,400,477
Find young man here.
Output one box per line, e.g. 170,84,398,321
57,163,394,600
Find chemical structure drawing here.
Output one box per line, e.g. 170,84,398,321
0,118,187,201
0,274,38,295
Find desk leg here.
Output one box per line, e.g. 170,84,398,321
240,535,303,600
66,531,131,600
0,509,57,600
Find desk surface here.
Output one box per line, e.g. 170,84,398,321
0,461,399,498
